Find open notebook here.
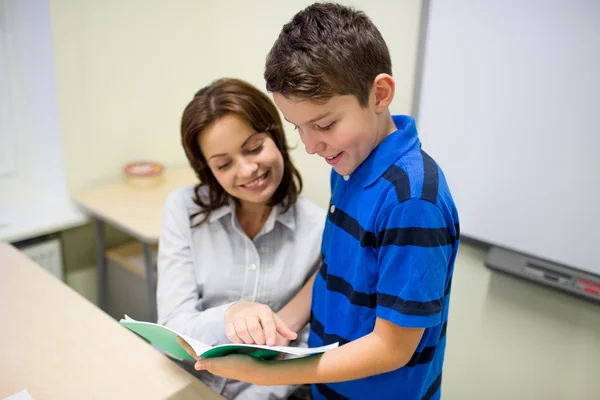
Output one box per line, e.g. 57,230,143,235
119,315,338,360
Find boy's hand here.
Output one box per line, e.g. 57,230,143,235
196,354,269,385
176,336,200,360
224,302,297,346
176,336,271,385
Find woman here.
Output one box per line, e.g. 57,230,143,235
156,78,324,399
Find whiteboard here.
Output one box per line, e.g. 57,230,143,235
0,0,85,242
0,2,17,176
415,0,600,275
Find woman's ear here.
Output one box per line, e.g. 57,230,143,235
372,73,395,112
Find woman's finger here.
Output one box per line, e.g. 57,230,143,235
225,320,244,344
274,314,298,341
246,317,267,345
233,318,254,344
258,310,278,346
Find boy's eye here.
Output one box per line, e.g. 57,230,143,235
293,125,299,131
247,144,263,154
216,162,231,170
316,121,336,131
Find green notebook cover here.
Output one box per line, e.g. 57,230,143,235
120,319,196,360
119,315,338,360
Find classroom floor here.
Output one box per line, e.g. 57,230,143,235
443,243,600,400
67,243,600,399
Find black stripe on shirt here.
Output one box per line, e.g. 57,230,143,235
377,226,454,248
383,165,411,203
406,321,451,368
319,262,377,308
329,208,454,248
378,292,443,316
406,345,436,367
320,262,444,316
310,312,350,346
440,321,448,339
315,383,350,400
406,321,450,368
420,149,439,204
444,277,452,296
328,207,377,247
422,373,442,400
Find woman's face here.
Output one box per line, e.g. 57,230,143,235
199,113,284,208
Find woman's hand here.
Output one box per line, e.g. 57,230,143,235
224,302,297,346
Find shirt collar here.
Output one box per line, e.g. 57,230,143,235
207,197,234,223
352,115,420,188
207,196,296,232
274,202,296,232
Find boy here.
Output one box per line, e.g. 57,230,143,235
183,3,459,399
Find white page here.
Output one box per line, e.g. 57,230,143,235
3,390,34,400
209,341,339,356
121,315,338,356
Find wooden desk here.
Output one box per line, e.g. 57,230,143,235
74,168,197,321
0,242,222,400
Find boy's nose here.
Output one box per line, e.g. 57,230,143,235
303,137,326,155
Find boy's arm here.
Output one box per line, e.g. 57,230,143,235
280,318,423,383
190,317,423,386
276,271,316,332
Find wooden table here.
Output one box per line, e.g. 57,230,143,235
0,242,221,400
73,168,197,321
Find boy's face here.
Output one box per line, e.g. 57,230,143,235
273,93,381,176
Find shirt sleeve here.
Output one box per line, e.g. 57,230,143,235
375,198,454,328
156,190,233,346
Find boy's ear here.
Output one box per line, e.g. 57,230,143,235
372,73,395,112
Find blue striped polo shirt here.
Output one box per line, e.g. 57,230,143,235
309,115,460,400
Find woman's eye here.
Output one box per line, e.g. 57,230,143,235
247,144,263,154
216,162,231,170
316,121,336,131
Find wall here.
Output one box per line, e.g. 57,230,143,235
50,0,215,192
50,0,423,209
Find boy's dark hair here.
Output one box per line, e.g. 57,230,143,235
264,2,392,107
181,78,303,226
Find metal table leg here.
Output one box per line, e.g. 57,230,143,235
143,242,157,322
95,219,107,310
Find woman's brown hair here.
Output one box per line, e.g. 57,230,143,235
181,78,302,226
